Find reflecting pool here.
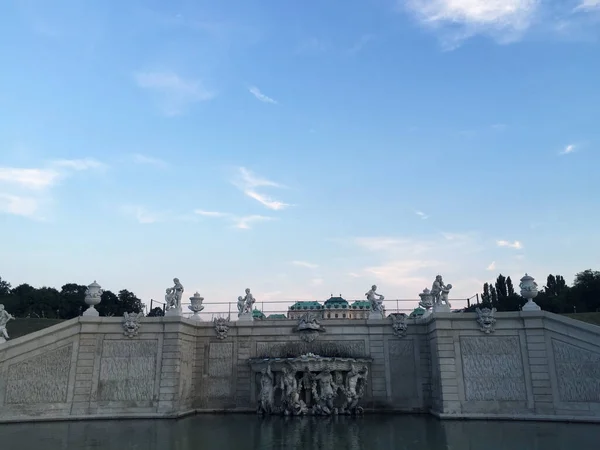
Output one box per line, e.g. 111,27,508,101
1,414,599,450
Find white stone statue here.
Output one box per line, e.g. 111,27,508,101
341,364,368,415
0,304,15,343
365,285,385,314
431,275,447,305
257,364,275,415
240,288,255,315
313,368,337,415
122,311,144,338
165,278,184,315
520,273,541,311
280,365,305,415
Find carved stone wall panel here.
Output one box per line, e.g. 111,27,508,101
552,339,600,402
206,342,234,401
460,336,526,401
389,340,418,401
255,340,366,358
5,345,73,404
97,340,158,402
178,340,194,402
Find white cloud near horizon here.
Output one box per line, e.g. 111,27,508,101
248,86,278,104
233,167,290,211
497,239,523,249
194,209,228,217
134,71,215,116
292,260,319,269
0,193,40,218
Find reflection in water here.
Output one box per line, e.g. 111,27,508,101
1,415,599,450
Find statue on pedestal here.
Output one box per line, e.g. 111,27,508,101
238,288,255,318
280,364,306,415
365,285,385,314
165,278,184,312
0,305,14,343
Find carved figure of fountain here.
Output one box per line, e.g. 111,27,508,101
249,354,371,416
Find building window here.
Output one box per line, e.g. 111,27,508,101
328,313,331,318
335,313,338,318
342,313,346,318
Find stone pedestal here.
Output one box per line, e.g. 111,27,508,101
165,306,182,317
522,299,541,311
368,310,384,320
433,303,451,313
238,312,254,322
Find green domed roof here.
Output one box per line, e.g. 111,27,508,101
289,301,323,310
267,314,287,319
409,307,425,318
324,296,349,309
252,309,266,319
351,301,370,309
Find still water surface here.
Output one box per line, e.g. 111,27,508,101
1,414,599,450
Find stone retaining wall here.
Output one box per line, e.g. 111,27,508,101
0,311,598,423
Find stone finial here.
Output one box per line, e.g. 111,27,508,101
476,307,497,334
188,292,205,320
0,304,15,343
122,311,144,338
519,273,541,311
83,280,103,317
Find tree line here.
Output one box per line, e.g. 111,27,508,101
467,269,600,313
0,276,151,319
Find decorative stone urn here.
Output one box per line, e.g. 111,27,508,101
418,288,434,317
188,292,205,320
83,280,103,317
520,273,541,311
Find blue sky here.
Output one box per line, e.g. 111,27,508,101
1,0,599,315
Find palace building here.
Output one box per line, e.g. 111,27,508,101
287,295,376,320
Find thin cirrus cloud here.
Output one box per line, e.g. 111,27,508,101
248,86,278,104
291,260,319,269
415,210,429,219
194,209,273,230
496,239,523,249
575,0,600,11
134,71,215,116
233,167,290,211
487,261,496,271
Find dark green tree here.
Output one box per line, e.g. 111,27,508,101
147,307,165,317
506,276,515,296
490,285,498,308
481,283,491,304
570,270,600,313
59,283,88,319
495,274,508,300
0,276,11,296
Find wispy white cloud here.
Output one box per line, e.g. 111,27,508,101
0,167,60,190
497,239,523,249
401,0,540,46
122,205,162,224
234,215,273,230
310,278,324,286
194,209,228,217
52,158,106,171
559,143,576,155
0,158,105,219
487,261,496,271
0,193,40,218
291,261,319,269
415,210,429,219
233,167,290,210
134,71,215,116
248,86,278,104
194,208,274,230
131,153,168,168
575,0,600,11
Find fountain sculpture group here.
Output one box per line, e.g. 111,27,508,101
251,356,370,416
